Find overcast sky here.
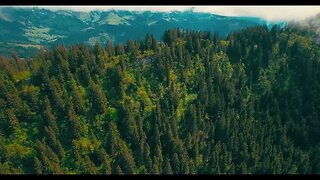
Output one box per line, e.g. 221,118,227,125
13,6,320,22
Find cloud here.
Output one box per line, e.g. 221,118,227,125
193,6,320,22
9,6,320,22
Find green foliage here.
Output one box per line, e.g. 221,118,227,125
0,26,318,174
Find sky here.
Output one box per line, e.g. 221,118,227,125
32,6,320,22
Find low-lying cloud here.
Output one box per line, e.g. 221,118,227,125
193,6,320,22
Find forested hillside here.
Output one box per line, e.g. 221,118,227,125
0,25,320,174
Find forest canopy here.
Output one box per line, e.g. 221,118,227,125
0,25,320,174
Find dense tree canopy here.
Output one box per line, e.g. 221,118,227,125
0,25,319,174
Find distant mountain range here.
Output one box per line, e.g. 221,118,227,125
0,7,285,58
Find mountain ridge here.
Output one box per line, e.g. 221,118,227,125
0,7,284,58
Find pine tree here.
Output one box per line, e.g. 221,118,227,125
117,140,137,174
70,80,85,114
42,96,58,133
97,148,112,174
163,158,173,174
67,99,83,139
6,108,19,132
34,157,42,174
89,80,107,115
44,126,65,159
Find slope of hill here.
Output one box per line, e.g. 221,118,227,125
0,7,282,58
0,26,319,174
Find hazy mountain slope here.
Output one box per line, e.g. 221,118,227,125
0,7,282,58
